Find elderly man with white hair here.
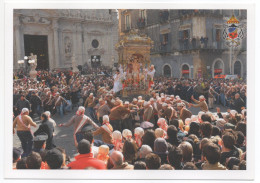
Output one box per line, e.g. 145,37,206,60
190,95,209,112
44,111,56,127
110,151,134,170
59,106,99,147
93,115,113,144
13,108,37,157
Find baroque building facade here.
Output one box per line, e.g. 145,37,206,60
13,9,119,71
118,9,247,79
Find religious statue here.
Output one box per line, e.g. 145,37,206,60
28,53,38,79
29,53,37,71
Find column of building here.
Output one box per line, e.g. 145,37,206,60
52,18,60,68
13,15,22,70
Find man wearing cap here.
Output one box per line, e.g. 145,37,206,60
190,95,208,112
13,108,37,157
59,106,99,147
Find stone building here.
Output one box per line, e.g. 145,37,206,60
13,9,119,71
118,9,247,78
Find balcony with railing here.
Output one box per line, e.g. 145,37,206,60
178,37,225,51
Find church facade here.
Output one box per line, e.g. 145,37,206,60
13,9,119,71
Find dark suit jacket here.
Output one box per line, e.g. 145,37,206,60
34,120,55,150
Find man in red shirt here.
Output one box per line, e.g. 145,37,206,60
67,139,106,169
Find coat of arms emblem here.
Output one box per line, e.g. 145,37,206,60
223,15,245,47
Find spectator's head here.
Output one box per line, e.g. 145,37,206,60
110,151,124,167
122,129,132,141
122,139,137,162
83,131,94,144
221,131,237,150
202,143,221,165
21,108,29,115
145,153,161,170
199,95,205,102
40,113,48,122
138,145,153,159
235,93,240,99
226,157,240,170
178,141,193,163
103,115,109,124
26,152,42,169
188,122,200,137
216,118,227,131
56,147,67,167
170,119,179,129
167,146,183,169
76,106,85,115
44,111,51,119
211,126,222,137
16,157,27,169
155,128,165,138
183,162,198,170
134,161,146,170
142,130,156,150
13,147,22,163
167,125,178,139
159,164,174,170
236,131,245,147
78,139,91,154
200,122,212,138
201,114,212,123
235,122,246,137
45,148,64,169
154,138,168,154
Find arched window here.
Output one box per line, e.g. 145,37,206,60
163,65,171,77
213,60,224,77
182,64,190,78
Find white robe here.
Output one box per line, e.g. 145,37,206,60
112,65,123,93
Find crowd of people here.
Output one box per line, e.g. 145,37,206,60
13,67,247,170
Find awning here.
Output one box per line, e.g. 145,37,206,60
214,69,222,73
182,70,190,74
